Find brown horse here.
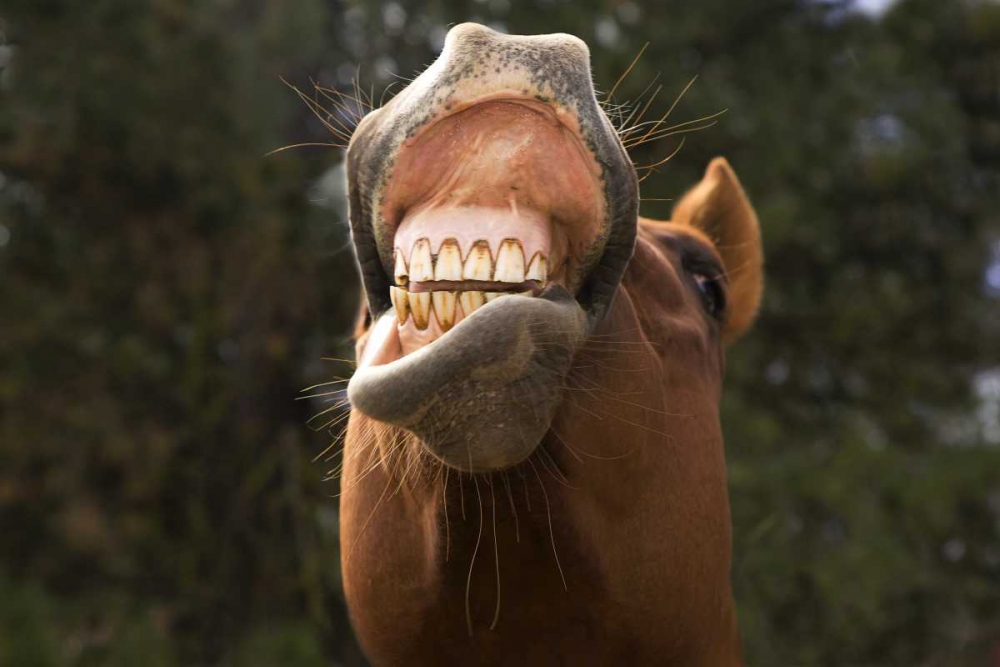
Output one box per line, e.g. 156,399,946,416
339,23,763,666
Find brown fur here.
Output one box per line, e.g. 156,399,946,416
341,159,763,666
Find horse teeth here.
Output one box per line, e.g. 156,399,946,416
409,238,433,281
463,241,493,280
526,252,547,284
410,291,431,330
432,291,457,330
435,239,463,281
494,239,525,283
394,249,409,285
394,238,548,303
390,286,409,324
393,286,540,331
459,290,486,315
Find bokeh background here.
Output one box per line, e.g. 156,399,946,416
2,0,999,665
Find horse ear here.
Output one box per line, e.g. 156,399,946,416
672,157,764,344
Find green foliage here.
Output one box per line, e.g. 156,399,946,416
1,0,998,664
232,624,327,667
0,0,360,662
0,574,61,667
0,570,176,667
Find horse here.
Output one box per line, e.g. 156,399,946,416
338,23,763,665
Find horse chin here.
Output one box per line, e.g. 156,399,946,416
347,285,586,473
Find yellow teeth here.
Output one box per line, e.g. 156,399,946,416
409,291,431,330
463,241,493,281
459,290,486,315
435,239,463,281
526,253,547,284
494,239,525,283
409,238,433,282
389,286,409,324
394,250,409,286
431,291,457,330
389,237,552,331
391,287,540,329
395,237,549,288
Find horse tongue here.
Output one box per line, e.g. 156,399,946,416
348,286,587,472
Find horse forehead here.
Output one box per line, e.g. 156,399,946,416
639,220,723,265
597,230,724,367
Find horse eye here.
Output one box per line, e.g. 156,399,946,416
693,273,725,318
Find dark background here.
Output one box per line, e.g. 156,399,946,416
1,0,999,665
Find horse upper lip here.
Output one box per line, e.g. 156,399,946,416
346,23,638,329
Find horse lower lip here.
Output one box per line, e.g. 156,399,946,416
348,287,587,472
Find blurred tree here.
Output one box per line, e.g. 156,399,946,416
0,0,363,663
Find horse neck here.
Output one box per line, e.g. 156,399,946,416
392,280,740,661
